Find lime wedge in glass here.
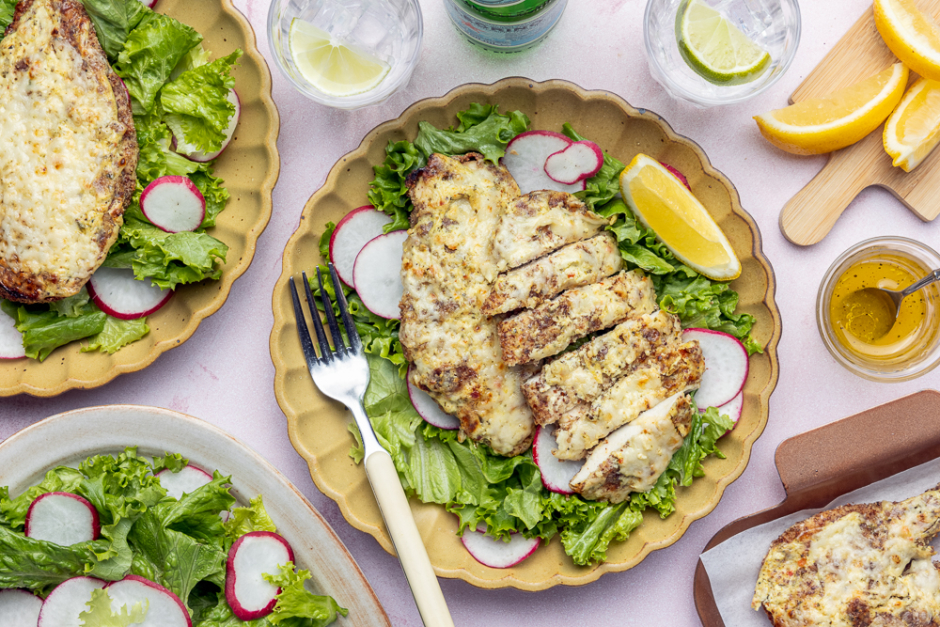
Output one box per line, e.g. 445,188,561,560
676,0,771,85
289,19,390,97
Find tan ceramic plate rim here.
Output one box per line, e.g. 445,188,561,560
0,0,280,397
271,77,782,590
0,404,390,626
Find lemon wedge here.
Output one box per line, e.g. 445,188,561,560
875,0,940,82
676,0,771,85
753,63,908,155
884,78,940,171
289,19,390,97
619,154,740,281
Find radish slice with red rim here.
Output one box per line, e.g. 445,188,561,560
25,492,100,546
106,575,191,627
140,175,206,233
226,531,294,620
181,90,240,163
661,162,691,190
353,231,407,319
532,425,584,494
502,131,584,194
38,577,106,627
407,367,460,430
460,527,540,569
713,391,743,424
0,589,42,627
0,306,26,359
155,465,213,500
682,328,749,409
543,140,604,185
88,267,173,320
329,206,392,286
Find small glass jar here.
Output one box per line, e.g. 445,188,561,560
817,237,940,382
443,0,567,53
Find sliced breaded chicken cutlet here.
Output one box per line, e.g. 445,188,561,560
400,152,536,457
0,0,137,303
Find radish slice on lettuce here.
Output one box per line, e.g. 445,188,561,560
38,577,107,627
181,90,240,163
0,306,25,359
533,425,584,494
502,131,584,194
407,367,460,430
0,589,42,627
25,492,100,546
88,267,173,320
353,231,407,319
461,526,540,569
543,140,604,185
683,328,749,409
714,391,743,424
329,206,392,286
140,175,206,233
226,531,294,621
106,575,191,627
155,465,213,500
136,0,158,8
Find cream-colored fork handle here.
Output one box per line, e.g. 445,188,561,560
366,451,455,627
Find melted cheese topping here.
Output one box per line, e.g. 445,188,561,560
0,0,123,283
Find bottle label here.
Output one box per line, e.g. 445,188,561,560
445,0,566,50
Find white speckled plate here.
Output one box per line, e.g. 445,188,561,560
0,405,389,626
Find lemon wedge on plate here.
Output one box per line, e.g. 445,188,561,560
619,154,740,281
753,63,908,155
289,19,390,97
875,0,940,81
884,78,940,172
676,0,771,85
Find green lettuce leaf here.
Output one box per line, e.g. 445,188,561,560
0,0,16,31
0,525,111,591
264,563,348,626
49,288,92,318
114,12,202,111
189,170,230,228
1,301,106,361
413,104,529,164
79,587,149,627
81,0,150,59
223,495,277,546
134,115,203,183
119,217,228,289
366,140,424,232
0,466,84,529
82,317,150,355
153,471,234,546
161,51,242,153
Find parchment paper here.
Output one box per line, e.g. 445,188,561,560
699,457,940,627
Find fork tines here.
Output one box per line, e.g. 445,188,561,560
289,263,362,364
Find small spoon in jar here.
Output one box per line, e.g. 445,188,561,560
851,267,940,338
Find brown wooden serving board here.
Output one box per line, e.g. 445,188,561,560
694,389,940,626
778,3,940,246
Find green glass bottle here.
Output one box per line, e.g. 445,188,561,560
444,0,568,52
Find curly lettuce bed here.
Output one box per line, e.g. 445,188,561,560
314,104,760,566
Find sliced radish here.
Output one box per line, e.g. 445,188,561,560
140,175,206,233
25,492,100,546
226,531,294,621
0,306,26,359
543,140,604,185
460,526,540,569
502,131,584,194
136,0,158,8
106,575,191,627
179,90,240,163
328,206,393,286
532,425,584,494
407,367,459,430
661,162,691,190
38,577,106,627
714,391,744,424
88,267,173,320
155,465,213,500
0,589,42,627
683,328,749,409
353,231,407,319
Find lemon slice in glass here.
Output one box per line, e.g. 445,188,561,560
884,78,940,172
289,19,390,97
676,0,771,85
619,154,740,281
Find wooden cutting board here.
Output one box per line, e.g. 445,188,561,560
778,2,940,246
693,389,940,626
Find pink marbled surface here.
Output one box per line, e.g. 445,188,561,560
3,0,940,625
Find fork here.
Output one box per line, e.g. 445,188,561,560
289,263,454,627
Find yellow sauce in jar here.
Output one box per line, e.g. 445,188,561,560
829,253,938,364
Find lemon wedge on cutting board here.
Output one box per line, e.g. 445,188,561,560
676,0,771,85
619,154,740,281
875,0,940,82
753,63,908,155
289,19,390,97
884,78,940,171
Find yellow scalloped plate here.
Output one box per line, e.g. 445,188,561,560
0,0,279,397
270,78,781,590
